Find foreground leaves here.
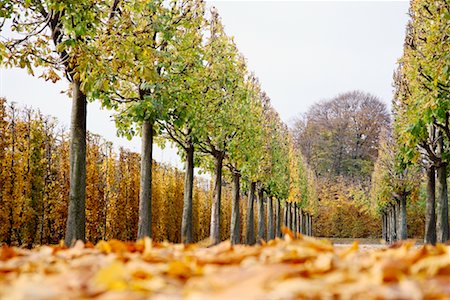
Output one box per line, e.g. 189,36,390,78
1,233,450,299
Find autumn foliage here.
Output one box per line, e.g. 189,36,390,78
0,99,268,245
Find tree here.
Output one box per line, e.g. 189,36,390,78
394,0,450,243
292,91,389,180
1,0,121,246
194,8,247,245
88,0,204,239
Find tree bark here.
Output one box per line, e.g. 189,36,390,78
181,144,194,243
275,198,281,238
257,188,265,242
230,171,241,245
137,120,153,239
396,199,402,240
399,194,407,240
386,208,391,243
286,202,291,231
65,80,87,246
425,166,436,245
284,203,288,228
293,203,298,235
267,196,274,240
306,213,310,236
299,210,303,234
381,211,386,242
308,214,312,236
391,204,397,242
436,161,449,243
303,212,307,235
246,181,256,245
210,152,224,245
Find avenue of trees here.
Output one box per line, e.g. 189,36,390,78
0,0,316,246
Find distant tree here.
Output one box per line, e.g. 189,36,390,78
292,91,390,180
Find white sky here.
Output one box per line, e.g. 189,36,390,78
0,1,410,168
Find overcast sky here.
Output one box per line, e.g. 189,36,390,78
0,1,410,168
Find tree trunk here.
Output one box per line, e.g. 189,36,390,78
284,203,288,228
230,171,241,245
303,212,307,235
267,196,274,240
287,202,291,231
275,198,281,238
246,181,256,245
306,213,310,236
425,166,436,245
399,194,407,240
381,211,386,242
257,188,265,242
304,213,308,236
65,80,87,246
392,204,397,242
210,152,224,245
436,162,449,243
386,208,391,243
293,203,298,235
396,199,402,240
299,210,303,234
181,144,194,243
137,120,153,239
308,214,312,236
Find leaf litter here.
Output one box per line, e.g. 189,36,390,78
1,229,450,299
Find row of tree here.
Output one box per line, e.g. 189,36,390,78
371,0,449,244
1,0,316,245
0,99,314,245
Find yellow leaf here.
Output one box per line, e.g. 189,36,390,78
94,261,128,291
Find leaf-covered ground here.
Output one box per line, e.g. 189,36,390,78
1,231,450,299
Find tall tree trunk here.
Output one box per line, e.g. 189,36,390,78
267,196,274,240
230,171,241,245
291,203,296,231
399,193,407,240
286,202,291,231
303,212,307,235
246,181,256,245
395,199,401,240
210,152,224,245
386,208,391,243
65,80,87,246
306,213,310,236
389,205,393,242
309,214,312,236
284,203,288,228
425,166,436,244
181,144,194,243
293,203,298,235
436,161,449,243
381,211,386,242
299,210,303,234
257,188,265,242
137,120,153,239
275,198,281,238
392,204,397,242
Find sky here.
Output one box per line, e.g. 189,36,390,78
0,1,411,168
